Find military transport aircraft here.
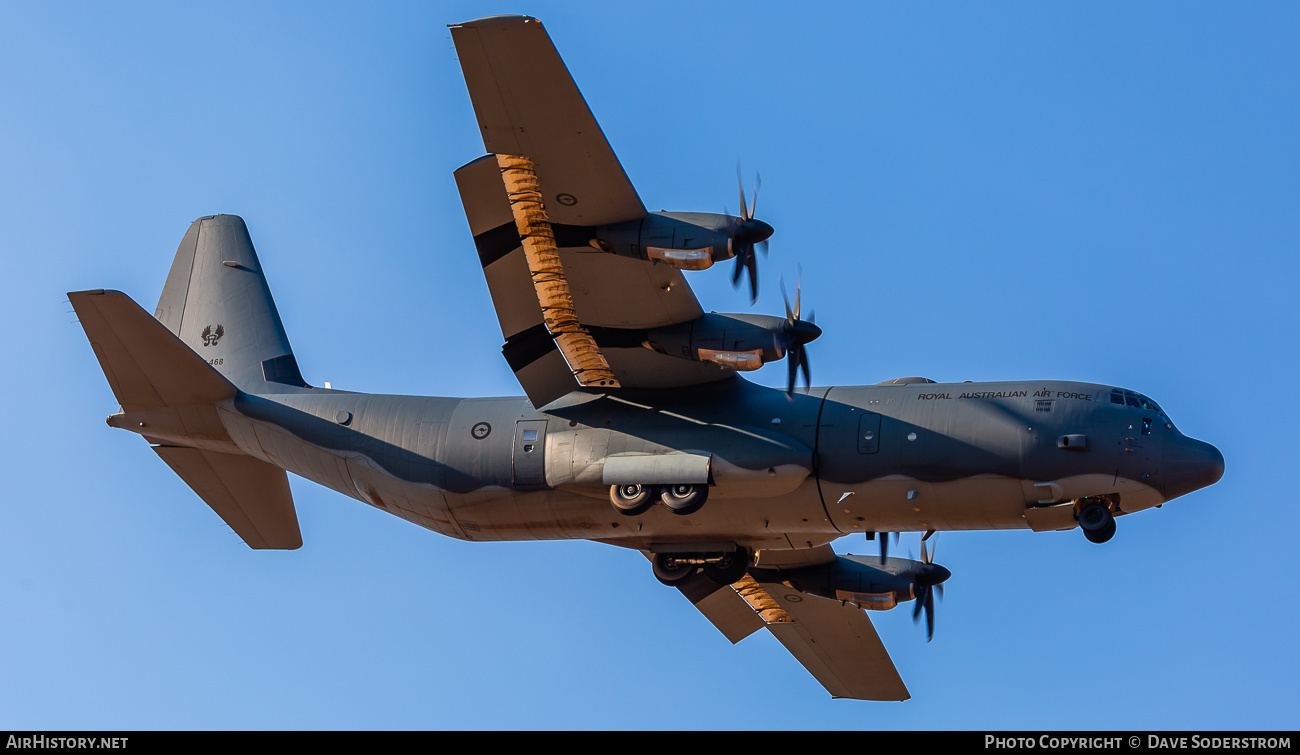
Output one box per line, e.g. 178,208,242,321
68,15,1224,701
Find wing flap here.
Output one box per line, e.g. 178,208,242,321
153,446,302,550
454,156,726,400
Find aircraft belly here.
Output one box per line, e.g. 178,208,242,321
823,474,1030,533
440,478,835,546
344,456,466,539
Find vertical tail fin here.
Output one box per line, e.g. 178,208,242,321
154,215,307,392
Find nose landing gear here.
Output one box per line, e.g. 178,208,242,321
1077,499,1116,543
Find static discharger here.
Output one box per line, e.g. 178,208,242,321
497,154,620,388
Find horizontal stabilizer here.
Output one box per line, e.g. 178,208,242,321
153,446,302,550
73,289,302,549
69,289,237,412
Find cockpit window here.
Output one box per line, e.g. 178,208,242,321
1112,388,1175,428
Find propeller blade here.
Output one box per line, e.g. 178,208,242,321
772,331,787,359
750,172,761,220
793,273,801,322
925,591,936,641
909,537,948,642
798,345,810,388
728,168,771,305
910,585,937,641
786,352,798,398
745,251,757,302
737,165,752,222
731,247,759,303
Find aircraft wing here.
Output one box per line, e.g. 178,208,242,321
451,16,732,406
667,550,911,701
750,575,910,701
449,16,645,226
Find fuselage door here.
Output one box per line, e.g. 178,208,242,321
512,420,549,488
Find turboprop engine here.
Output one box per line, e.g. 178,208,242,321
756,546,952,640
592,211,769,272
641,312,819,373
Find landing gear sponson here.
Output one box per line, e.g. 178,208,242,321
610,483,709,516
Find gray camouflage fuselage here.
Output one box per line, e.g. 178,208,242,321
192,374,1221,551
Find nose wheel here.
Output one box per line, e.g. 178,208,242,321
1078,500,1116,543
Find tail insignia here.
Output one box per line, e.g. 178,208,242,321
201,324,225,346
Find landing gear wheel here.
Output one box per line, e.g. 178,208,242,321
660,483,708,515
703,549,750,585
652,553,695,586
610,484,655,516
1084,517,1117,544
1078,501,1116,544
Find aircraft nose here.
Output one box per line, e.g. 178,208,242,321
1162,436,1225,501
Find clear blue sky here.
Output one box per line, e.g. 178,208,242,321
2,1,1297,730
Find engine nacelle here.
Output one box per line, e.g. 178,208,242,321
593,212,738,270
643,313,788,371
760,554,935,611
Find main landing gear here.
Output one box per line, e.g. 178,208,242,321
1077,499,1117,544
609,483,709,516
651,548,750,587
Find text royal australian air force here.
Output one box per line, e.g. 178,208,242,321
916,387,1097,402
